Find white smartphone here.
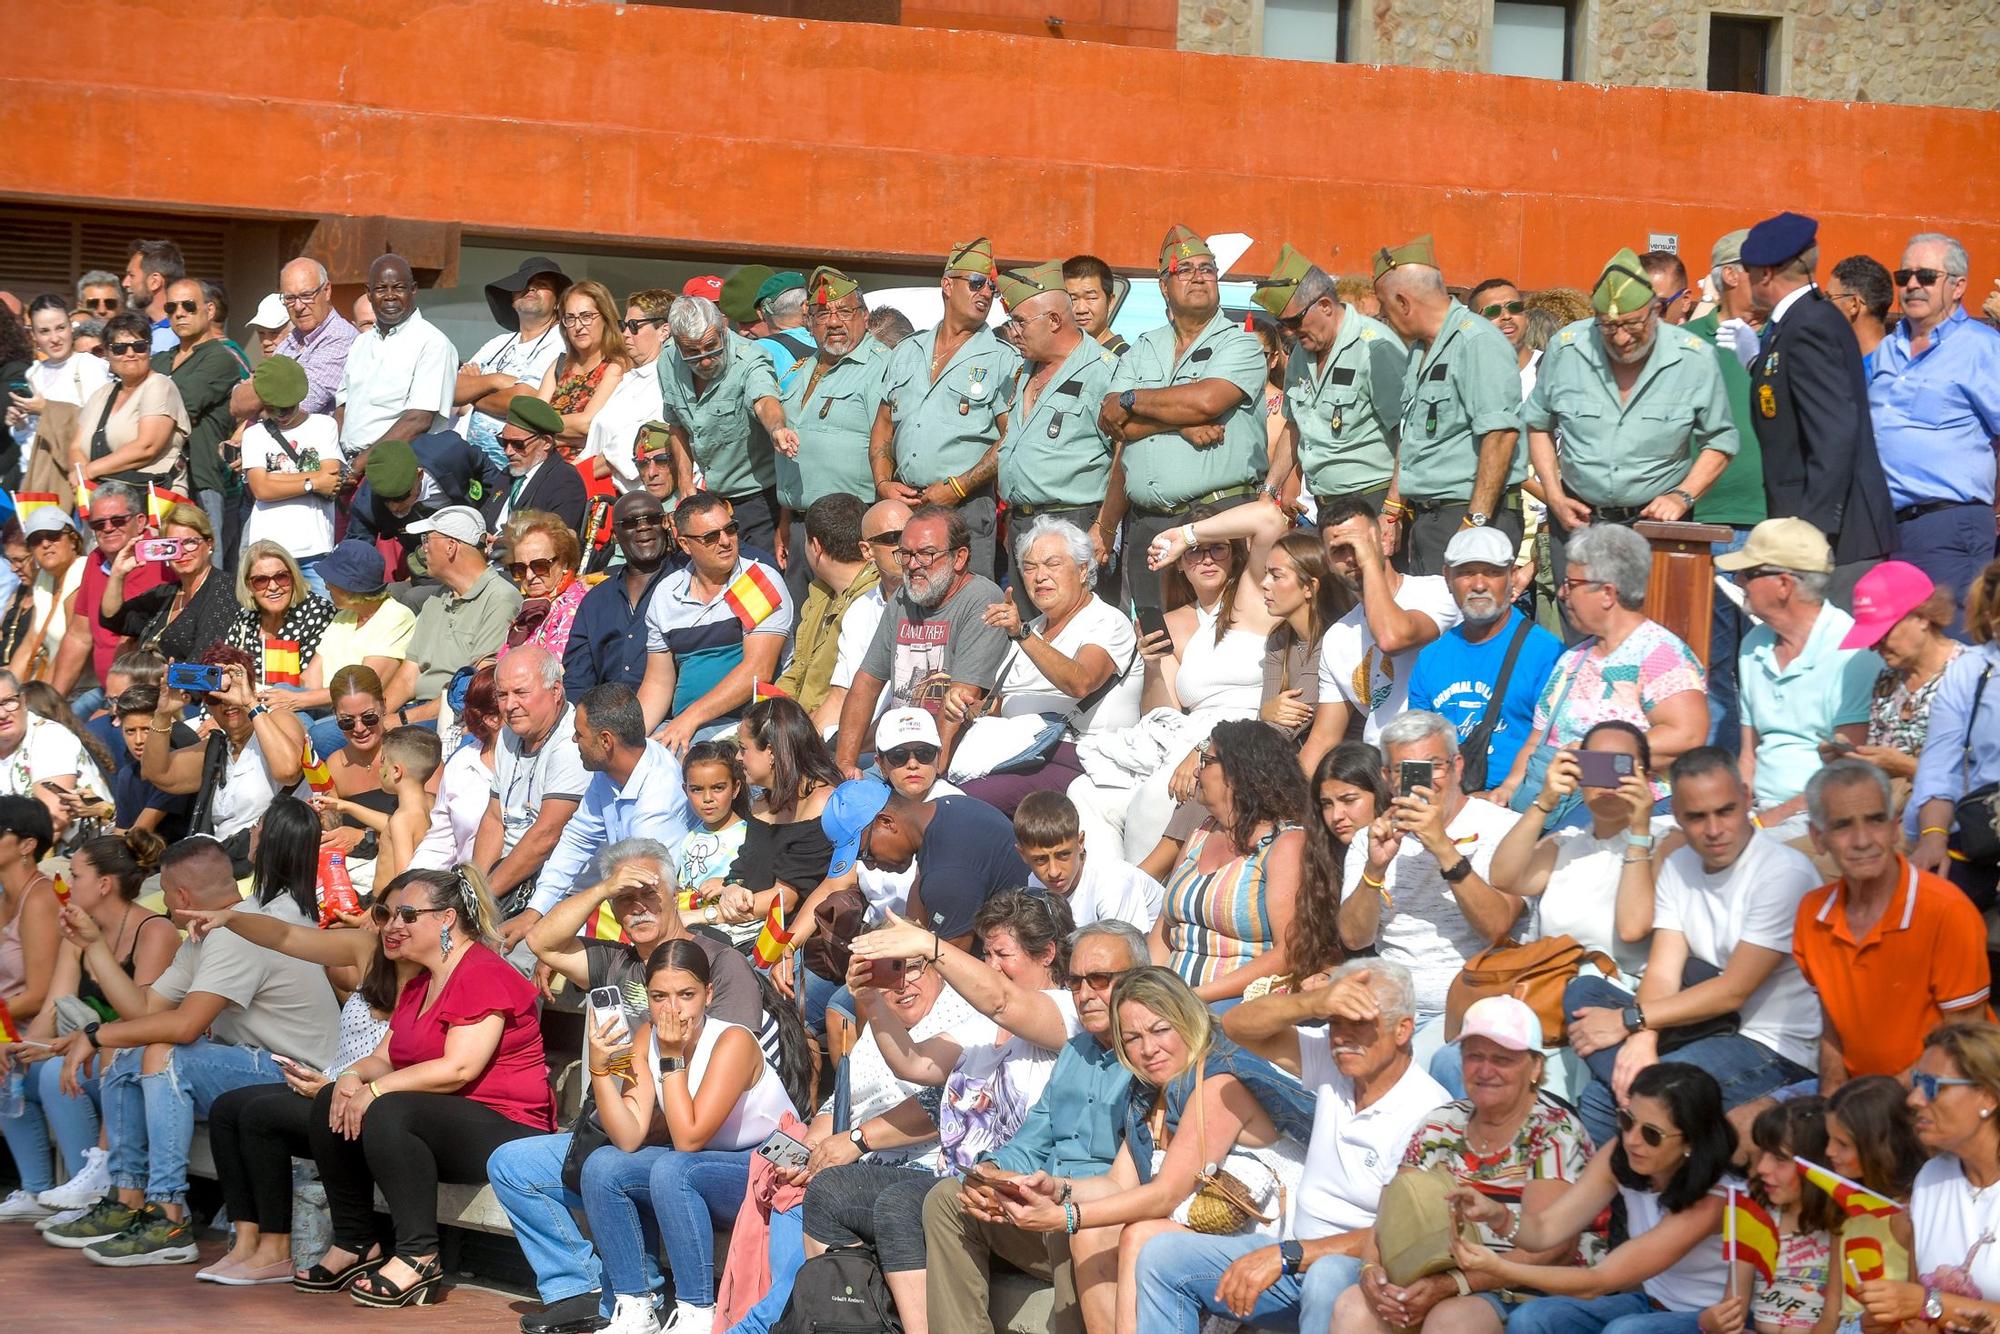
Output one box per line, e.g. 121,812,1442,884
755,1127,811,1172
588,986,633,1045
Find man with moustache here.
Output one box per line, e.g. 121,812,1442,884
562,490,683,701
1521,248,1739,593
335,253,458,475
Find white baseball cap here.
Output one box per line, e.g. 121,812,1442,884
1458,995,1544,1051
1443,526,1517,569
875,706,941,752
247,292,290,332
404,505,488,546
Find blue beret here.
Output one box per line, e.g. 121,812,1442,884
1740,211,1818,267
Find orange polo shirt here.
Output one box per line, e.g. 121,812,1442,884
1793,858,1991,1080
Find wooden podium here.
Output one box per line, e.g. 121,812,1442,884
1635,520,1734,662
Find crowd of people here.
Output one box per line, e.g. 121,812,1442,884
0,208,1996,1334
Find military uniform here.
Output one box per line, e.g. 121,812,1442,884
658,329,785,556
776,337,887,511
1283,305,1408,508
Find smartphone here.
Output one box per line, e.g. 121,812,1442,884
1575,750,1637,789
5,1038,52,1050
271,1053,305,1073
754,1127,812,1172
164,662,224,694
1826,736,1858,754
6,380,30,400
588,986,633,1045
1399,760,1433,798
1136,607,1171,645
868,957,908,990
133,537,187,563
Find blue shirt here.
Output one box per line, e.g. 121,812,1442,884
1910,642,2000,836
1739,604,1883,809
1408,610,1566,782
561,560,681,703
529,740,694,915
149,319,177,355
990,1034,1131,1180
111,760,190,841
758,327,817,393
1867,307,2000,509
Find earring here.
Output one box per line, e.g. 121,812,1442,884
1982,1108,1992,1121
439,922,454,956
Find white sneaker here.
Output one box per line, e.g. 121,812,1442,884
37,1147,111,1211
662,1305,713,1334
0,1189,55,1222
35,1206,87,1233
602,1295,661,1334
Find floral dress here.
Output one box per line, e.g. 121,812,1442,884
547,357,611,461
227,594,337,687
1867,646,1963,756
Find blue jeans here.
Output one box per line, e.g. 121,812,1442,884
580,1143,751,1304
1135,1229,1363,1333
69,687,107,728
296,553,328,601
488,1132,665,1314
197,489,228,569
1507,1290,1701,1334
102,1039,282,1204
1564,974,1814,1148
0,1058,103,1191
1708,528,1752,751
730,1205,806,1334
1895,502,1997,641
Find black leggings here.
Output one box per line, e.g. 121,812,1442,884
210,1082,315,1233
802,1162,937,1273
307,1085,541,1259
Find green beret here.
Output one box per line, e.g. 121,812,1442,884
755,270,804,307
1593,248,1655,317
368,439,419,500
1159,224,1214,274
808,266,859,307
508,396,565,436
994,260,1064,312
945,237,996,277
719,265,775,323
1251,243,1314,317
251,354,309,410
1371,234,1437,281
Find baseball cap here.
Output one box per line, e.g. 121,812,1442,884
875,707,941,752
1443,526,1516,569
1710,228,1750,269
1713,517,1833,575
824,778,894,879
1841,560,1936,650
316,539,388,596
1458,995,1544,1052
21,508,77,541
405,505,488,546
247,292,290,332
682,275,724,302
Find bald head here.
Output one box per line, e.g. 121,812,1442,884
863,497,913,593
280,257,332,334
1373,264,1449,343
1013,288,1080,363
369,254,417,330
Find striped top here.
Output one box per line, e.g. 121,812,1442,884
1161,823,1296,989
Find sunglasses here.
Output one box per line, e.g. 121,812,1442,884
164,299,201,315
370,903,451,926
247,571,290,591
1912,1071,1979,1101
954,273,994,293
1186,541,1231,563
1066,968,1130,992
678,342,726,362
501,433,551,454
1615,1108,1685,1148
619,316,667,334
1479,300,1527,318
84,298,122,311
614,513,665,533
336,710,383,733
508,557,560,580
106,340,150,357
881,743,940,769
1895,268,1953,287
866,528,904,547
682,522,739,547
87,513,135,531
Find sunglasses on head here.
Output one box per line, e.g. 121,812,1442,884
106,340,150,357
370,903,450,926
336,710,383,733
881,743,939,769
164,299,201,315
1895,268,1952,287
508,557,560,581
1479,300,1527,318
1615,1108,1685,1148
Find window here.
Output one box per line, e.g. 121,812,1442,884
1708,15,1778,94
1491,0,1575,80
1262,0,1353,63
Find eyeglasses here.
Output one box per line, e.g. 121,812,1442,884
614,513,665,533
280,284,327,307
881,743,940,769
1615,1108,1686,1148
0,695,21,715
1169,263,1220,281
1730,566,1789,584
164,300,201,316
682,522,739,548
336,710,383,733
1556,577,1607,596
620,316,667,334
87,513,135,531
895,546,952,567
1478,300,1527,318
1654,289,1688,312
106,341,149,357
1186,542,1231,564
952,274,994,293
865,528,903,547
370,903,451,926
1596,312,1654,339
677,342,726,362
1894,268,1957,288
508,557,561,581
560,311,601,328
247,571,290,591
1066,968,1130,993
808,303,865,323
1824,289,1859,304
1912,1071,1980,1102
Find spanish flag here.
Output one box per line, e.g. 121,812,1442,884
724,565,783,632
753,680,791,703
263,639,302,687
586,901,630,945
1725,1187,1779,1283
52,875,69,907
301,738,335,795
1842,1233,1888,1298
73,467,96,517
752,899,791,969
0,997,18,1043
1795,1158,1903,1218
12,492,60,526
148,482,193,525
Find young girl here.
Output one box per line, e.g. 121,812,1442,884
1825,1076,1922,1330
671,740,754,947
1699,1099,1841,1334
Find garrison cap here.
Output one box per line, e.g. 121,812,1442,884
1741,212,1819,268
945,238,997,277
1592,248,1656,317
507,396,565,436
1372,235,1437,281
251,355,308,410
718,265,775,323
808,266,860,307
995,260,1065,313
1251,243,1314,317
1159,225,1215,275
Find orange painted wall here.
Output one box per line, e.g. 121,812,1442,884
900,0,1178,46
4,0,1998,291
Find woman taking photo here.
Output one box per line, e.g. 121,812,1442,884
68,311,189,492
9,510,86,684
226,540,336,689
536,279,630,459
497,510,587,662
267,540,417,761
1450,1062,1735,1334
1149,720,1306,1006
141,645,306,862
103,502,237,663
1287,742,1388,989
581,938,795,1334
305,867,554,1308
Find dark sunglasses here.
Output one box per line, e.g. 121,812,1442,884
501,434,550,453
619,316,667,334
614,513,665,533
881,743,940,769
508,557,560,580
336,710,383,733
955,273,994,293
1478,300,1527,318
1615,1108,1685,1148
683,522,739,547
106,340,150,357
84,298,122,310
370,903,450,926
678,342,726,362
1066,968,1131,992
866,528,903,547
247,571,289,591
163,299,201,315
87,513,135,531
1894,267,1951,287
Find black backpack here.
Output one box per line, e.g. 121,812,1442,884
772,1244,902,1334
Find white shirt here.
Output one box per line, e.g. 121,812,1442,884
996,594,1142,734
241,413,340,559
581,357,661,494
411,743,494,871
842,986,985,1170
1626,1183,1734,1311
336,308,458,458
1318,575,1462,744
491,707,589,855
1529,817,1677,987
1912,1155,2000,1301
1033,849,1163,932
462,324,566,441
1652,831,1822,1069
27,353,111,409
1293,1040,1449,1240
829,585,891,725
0,712,109,806
1341,796,1519,1015
1770,284,1815,328
495,457,546,530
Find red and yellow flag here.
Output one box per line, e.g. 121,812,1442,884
752,898,790,968
752,679,791,703
724,565,783,631
586,901,630,945
1842,1233,1888,1298
263,639,302,686
52,874,69,907
12,492,60,526
0,997,19,1043
73,467,96,517
1796,1157,1903,1218
301,738,334,795
147,482,193,525
1725,1188,1779,1283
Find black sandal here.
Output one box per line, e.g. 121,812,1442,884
293,1244,387,1293
350,1255,445,1308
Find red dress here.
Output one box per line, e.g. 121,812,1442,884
388,943,555,1130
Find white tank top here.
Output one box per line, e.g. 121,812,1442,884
1623,1183,1732,1312
1173,603,1266,720
648,1018,792,1152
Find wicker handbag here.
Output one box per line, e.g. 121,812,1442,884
1156,1064,1284,1236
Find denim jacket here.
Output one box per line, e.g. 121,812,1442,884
1123,1033,1315,1184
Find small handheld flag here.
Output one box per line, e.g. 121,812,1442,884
752,680,791,703
301,738,335,795
724,565,784,632
0,997,19,1043
1795,1157,1903,1218
1725,1187,1778,1284
587,901,630,945
147,482,193,526
52,875,69,907
12,493,60,526
263,640,302,687
752,899,791,968
1842,1233,1887,1298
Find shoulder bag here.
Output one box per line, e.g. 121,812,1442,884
1458,614,1537,793
1445,934,1617,1045
1154,1063,1284,1235
1955,665,1999,868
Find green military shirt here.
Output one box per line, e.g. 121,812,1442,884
997,336,1120,508
1109,310,1269,513
1521,318,1739,509
1684,312,1768,527
1282,303,1409,498
1394,299,1525,503
878,324,1022,485
775,333,890,510
658,331,782,499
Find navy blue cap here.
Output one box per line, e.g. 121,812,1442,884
1740,211,1818,268
824,778,893,879
316,539,388,595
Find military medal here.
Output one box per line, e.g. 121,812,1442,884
818,399,831,420
959,399,970,416
1765,351,1779,376
967,368,989,401
1757,384,1777,419
1331,410,1343,435
1047,413,1063,439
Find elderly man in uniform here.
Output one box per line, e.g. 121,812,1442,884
871,238,1021,582
1372,236,1526,576
1255,242,1409,518
658,293,797,561
776,265,890,599
1098,225,1271,613
1524,248,1740,594
993,259,1122,611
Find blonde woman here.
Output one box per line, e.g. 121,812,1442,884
226,540,335,689
101,502,235,663
536,279,631,459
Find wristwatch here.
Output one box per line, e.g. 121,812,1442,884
1621,1004,1646,1034
1668,488,1696,510
83,1021,102,1050
1466,512,1490,527
1923,1289,1945,1324
848,1126,869,1153
1258,483,1282,501
1438,857,1473,884
303,477,315,495
1279,1239,1305,1277
1007,626,1030,643
1118,389,1137,414
658,1056,685,1076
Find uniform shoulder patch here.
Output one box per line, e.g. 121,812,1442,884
1559,329,1577,344
1360,327,1376,341
788,354,811,374
1682,335,1705,351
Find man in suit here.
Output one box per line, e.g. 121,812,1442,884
345,429,509,559
495,395,588,533
1742,211,1894,607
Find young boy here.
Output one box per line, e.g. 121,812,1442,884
320,726,442,886
1013,791,1163,931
